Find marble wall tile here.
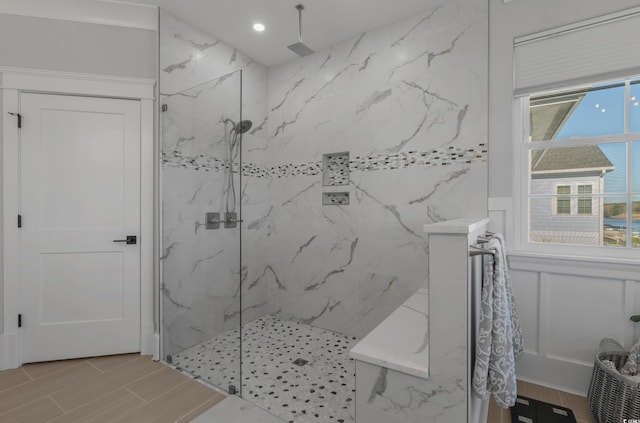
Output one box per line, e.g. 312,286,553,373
161,0,488,354
160,9,270,357
247,162,485,340
191,395,286,423
263,0,488,338
355,360,466,423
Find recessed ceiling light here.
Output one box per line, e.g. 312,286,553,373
253,23,265,32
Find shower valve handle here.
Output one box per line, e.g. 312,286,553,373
224,212,243,228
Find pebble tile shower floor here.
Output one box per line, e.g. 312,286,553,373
172,315,358,423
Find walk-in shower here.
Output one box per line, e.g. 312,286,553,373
160,65,357,422
160,9,357,423
161,69,244,394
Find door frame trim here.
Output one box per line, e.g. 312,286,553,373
0,66,156,369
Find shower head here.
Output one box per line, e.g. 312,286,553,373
233,120,253,134
288,4,314,57
288,41,315,57
223,118,253,135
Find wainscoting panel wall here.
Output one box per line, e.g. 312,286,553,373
489,198,640,395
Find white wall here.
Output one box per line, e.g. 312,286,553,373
0,87,3,334
489,0,640,395
0,4,157,340
507,256,640,395
0,13,156,79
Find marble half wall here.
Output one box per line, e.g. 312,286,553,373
160,10,270,357
356,360,467,423
258,0,489,339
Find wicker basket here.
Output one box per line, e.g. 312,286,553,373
588,339,640,423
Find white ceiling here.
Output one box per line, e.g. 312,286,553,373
125,0,446,66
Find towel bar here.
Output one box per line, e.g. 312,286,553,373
469,245,496,256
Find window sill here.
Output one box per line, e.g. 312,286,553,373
507,248,640,279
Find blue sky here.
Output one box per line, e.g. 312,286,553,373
556,82,640,194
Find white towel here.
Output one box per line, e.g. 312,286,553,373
472,233,523,408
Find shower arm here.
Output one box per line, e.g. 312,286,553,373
296,4,304,42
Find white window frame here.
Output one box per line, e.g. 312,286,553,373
513,78,640,262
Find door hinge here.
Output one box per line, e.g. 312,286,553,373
17,214,22,228
8,112,22,128
161,104,168,112
18,314,22,328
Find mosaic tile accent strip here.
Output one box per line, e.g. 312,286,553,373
162,144,488,178
265,162,324,179
172,314,358,423
322,152,350,186
162,151,232,172
350,145,488,171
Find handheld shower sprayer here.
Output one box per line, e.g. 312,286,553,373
223,118,253,135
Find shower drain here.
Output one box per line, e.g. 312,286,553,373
292,358,308,366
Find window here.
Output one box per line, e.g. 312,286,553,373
577,185,592,215
556,186,571,215
524,78,640,250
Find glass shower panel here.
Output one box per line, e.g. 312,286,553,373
161,70,243,393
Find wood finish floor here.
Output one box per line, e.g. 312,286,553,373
0,354,597,423
488,379,597,423
0,354,226,423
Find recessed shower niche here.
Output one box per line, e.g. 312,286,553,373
322,191,350,205
322,151,350,186
322,152,350,206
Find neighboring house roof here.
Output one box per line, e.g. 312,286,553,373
530,90,614,178
530,92,585,141
531,145,615,177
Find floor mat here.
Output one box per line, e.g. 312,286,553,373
511,395,577,423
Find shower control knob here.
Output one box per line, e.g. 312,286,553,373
205,212,220,230
224,212,243,228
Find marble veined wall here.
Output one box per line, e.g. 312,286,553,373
161,0,489,354
253,0,489,338
160,10,269,356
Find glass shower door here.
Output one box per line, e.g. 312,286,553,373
161,70,243,394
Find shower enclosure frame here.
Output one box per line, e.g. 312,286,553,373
159,69,246,396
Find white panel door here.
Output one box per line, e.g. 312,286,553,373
19,92,141,363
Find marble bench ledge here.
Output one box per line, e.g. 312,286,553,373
349,288,429,379
423,217,490,235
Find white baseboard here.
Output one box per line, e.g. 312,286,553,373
516,351,594,396
140,319,158,359
0,333,19,370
